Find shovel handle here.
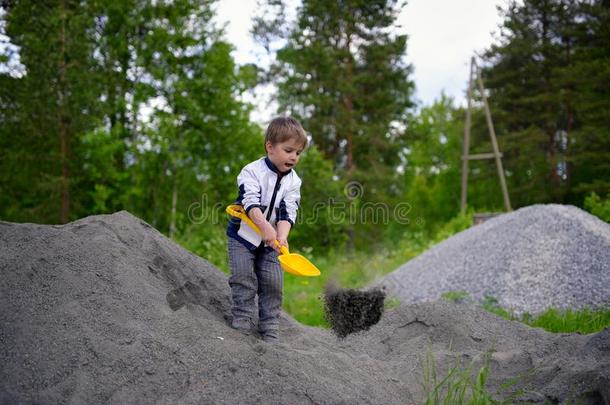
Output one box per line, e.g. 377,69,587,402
274,240,290,256
226,205,290,255
226,205,259,231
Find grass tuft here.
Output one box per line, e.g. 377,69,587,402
441,290,470,303
421,349,523,405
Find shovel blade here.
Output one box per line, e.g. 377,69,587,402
279,253,321,277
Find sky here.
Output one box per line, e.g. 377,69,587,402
214,0,509,123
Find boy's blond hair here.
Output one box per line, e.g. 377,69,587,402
265,116,308,150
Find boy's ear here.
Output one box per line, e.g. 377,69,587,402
265,141,273,154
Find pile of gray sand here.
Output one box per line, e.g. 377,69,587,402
1,211,608,404
375,204,610,315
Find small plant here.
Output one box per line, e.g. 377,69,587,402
384,296,401,310
584,192,610,223
432,211,474,243
421,349,523,405
442,290,470,303
480,296,518,321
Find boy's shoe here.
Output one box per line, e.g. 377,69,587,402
261,331,279,343
231,318,253,335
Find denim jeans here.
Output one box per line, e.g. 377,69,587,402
227,237,283,335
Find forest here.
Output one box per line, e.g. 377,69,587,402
1,0,609,286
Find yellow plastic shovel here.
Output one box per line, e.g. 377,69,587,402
226,204,321,277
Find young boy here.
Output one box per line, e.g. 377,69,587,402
226,116,308,343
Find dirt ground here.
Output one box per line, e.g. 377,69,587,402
1,211,608,404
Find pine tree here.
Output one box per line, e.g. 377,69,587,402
256,0,414,197
254,0,415,248
562,0,610,201
479,0,610,208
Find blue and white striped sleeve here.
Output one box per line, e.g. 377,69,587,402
278,178,301,227
237,166,262,214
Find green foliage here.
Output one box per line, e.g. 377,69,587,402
81,128,130,214
584,192,610,223
442,291,470,303
479,295,610,335
480,0,610,208
422,350,519,405
173,221,229,274
398,95,465,237
432,210,473,243
254,0,415,249
1,0,101,223
290,145,349,256
0,0,263,234
481,296,518,321
283,211,468,326
521,307,610,335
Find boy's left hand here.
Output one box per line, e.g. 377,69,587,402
275,220,291,254
276,238,289,252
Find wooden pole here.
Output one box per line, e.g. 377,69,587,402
474,61,512,211
460,57,475,213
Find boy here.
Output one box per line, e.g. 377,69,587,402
226,116,308,343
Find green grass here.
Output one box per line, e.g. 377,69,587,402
172,210,473,327
441,290,470,303
521,307,610,335
480,296,519,321
422,349,525,405
283,213,474,326
283,232,431,326
444,292,610,335
422,344,601,405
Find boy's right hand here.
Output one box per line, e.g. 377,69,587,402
261,223,279,251
248,207,280,252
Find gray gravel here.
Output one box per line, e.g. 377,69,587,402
374,204,610,315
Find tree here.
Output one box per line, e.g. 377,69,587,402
0,0,101,223
83,0,263,233
479,0,610,207
399,94,463,235
561,0,610,201
254,0,415,249
1,0,264,235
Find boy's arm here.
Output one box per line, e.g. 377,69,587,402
248,207,279,252
237,166,263,214
237,166,281,253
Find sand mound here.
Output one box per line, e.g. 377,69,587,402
375,204,610,315
1,211,608,404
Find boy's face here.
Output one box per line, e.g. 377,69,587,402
266,138,304,172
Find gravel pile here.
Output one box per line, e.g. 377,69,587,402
375,204,610,315
1,210,608,404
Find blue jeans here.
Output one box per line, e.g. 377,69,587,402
227,237,283,335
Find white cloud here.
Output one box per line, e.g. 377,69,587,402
213,0,262,65
398,0,505,106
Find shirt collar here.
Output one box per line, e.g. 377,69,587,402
264,156,292,176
